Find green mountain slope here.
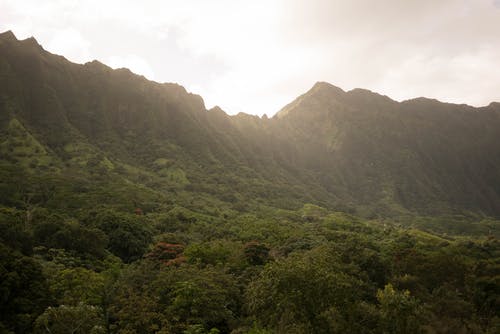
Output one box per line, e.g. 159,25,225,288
0,30,330,214
1,30,500,218
273,82,500,216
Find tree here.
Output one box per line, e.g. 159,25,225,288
0,244,49,333
146,242,185,265
376,284,423,334
86,210,152,262
246,246,364,333
33,220,108,258
34,304,104,334
244,241,270,265
47,267,105,306
0,207,33,255
153,265,240,333
109,262,168,334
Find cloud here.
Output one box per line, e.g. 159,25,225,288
46,28,91,63
1,0,499,115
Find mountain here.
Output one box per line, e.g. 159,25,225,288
273,82,500,216
1,30,500,218
1,30,500,334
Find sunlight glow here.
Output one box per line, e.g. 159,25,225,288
1,0,499,115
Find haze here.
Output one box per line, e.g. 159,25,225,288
1,0,499,116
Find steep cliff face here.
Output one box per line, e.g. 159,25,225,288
1,30,500,217
0,31,326,211
273,80,500,216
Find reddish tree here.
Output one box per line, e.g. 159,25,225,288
244,240,270,265
146,242,186,266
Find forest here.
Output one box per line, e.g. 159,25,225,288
1,185,499,333
0,30,499,333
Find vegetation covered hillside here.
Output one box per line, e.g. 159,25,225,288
2,31,500,218
274,82,500,216
0,31,499,333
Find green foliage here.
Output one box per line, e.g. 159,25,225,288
376,284,423,334
34,304,104,334
46,267,105,306
0,244,49,333
0,207,33,255
183,324,220,334
86,209,153,262
185,240,244,269
154,265,240,333
0,203,498,333
243,241,270,265
246,246,365,333
33,220,108,258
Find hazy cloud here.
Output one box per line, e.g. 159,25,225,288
46,27,91,63
1,0,499,115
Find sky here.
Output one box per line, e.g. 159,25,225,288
1,0,500,116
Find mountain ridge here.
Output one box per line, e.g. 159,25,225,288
2,30,497,116
1,30,500,218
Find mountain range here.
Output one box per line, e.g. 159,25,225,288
2,29,500,334
1,29,500,220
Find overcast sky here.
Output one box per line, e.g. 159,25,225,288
1,0,499,116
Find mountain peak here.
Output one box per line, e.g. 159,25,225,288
309,81,345,95
275,82,345,119
84,60,111,69
0,30,42,50
208,106,226,115
488,101,500,111
21,36,40,45
0,30,18,42
402,97,442,106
